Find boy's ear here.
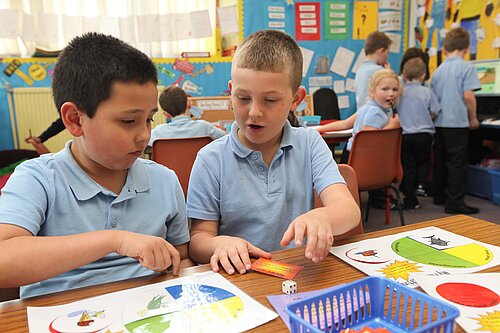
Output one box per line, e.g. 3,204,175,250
162,111,172,119
291,86,307,111
61,102,83,137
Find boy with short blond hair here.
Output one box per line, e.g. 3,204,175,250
431,27,481,214
149,85,225,145
0,33,191,298
187,30,360,275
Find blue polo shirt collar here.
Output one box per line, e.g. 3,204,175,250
55,141,150,201
229,121,295,158
171,115,191,123
366,99,392,113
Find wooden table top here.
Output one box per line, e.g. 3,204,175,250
1,215,498,332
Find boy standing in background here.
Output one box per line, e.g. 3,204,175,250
431,27,481,214
0,33,191,298
398,58,441,210
149,85,226,146
187,30,360,276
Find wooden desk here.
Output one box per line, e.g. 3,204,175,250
1,215,498,332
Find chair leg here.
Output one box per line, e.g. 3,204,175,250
364,191,370,222
391,185,405,226
385,188,391,225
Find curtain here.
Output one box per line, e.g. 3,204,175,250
0,0,216,57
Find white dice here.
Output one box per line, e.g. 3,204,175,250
282,279,297,294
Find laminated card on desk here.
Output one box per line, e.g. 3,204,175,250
251,258,303,279
27,272,277,333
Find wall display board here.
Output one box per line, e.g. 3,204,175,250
243,0,409,120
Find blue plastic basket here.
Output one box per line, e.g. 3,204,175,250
285,277,459,333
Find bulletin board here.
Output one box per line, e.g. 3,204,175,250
243,0,409,118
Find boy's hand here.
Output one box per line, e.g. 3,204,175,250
114,231,180,275
469,118,479,130
210,236,271,275
281,214,334,263
387,114,400,128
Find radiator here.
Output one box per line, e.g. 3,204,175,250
9,87,72,152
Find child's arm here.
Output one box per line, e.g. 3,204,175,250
280,183,360,263
316,113,357,133
464,90,479,129
189,219,271,274
0,224,182,287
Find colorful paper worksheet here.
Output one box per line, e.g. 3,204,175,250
330,226,500,288
27,272,277,333
414,273,500,333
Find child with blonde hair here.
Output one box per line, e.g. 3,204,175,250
187,30,360,275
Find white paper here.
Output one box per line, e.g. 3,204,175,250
119,17,135,44
309,86,321,94
269,12,285,19
36,13,58,43
62,15,82,43
385,32,401,53
195,99,230,111
22,14,35,43
379,0,403,10
158,14,176,42
191,10,212,38
351,48,366,74
334,80,345,93
330,226,500,288
27,272,277,333
100,16,120,38
300,46,314,76
0,9,18,39
378,11,401,32
330,47,355,77
269,21,285,28
218,5,239,35
309,76,333,87
338,95,350,109
268,6,285,12
301,27,318,34
345,78,356,92
137,15,159,42
177,13,195,40
414,273,500,333
300,13,316,19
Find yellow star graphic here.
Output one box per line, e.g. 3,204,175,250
473,310,500,333
378,260,423,281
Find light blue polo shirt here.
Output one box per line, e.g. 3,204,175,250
347,99,393,151
431,56,481,128
149,115,226,146
355,60,384,109
0,141,189,298
186,121,344,252
398,82,441,135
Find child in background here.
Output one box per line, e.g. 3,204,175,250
149,85,226,146
0,33,191,298
431,27,481,214
398,58,441,210
346,69,401,160
187,30,360,275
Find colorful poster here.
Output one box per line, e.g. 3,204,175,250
414,273,500,333
353,1,378,40
267,4,286,32
330,226,500,288
325,1,349,40
27,272,277,333
295,2,320,41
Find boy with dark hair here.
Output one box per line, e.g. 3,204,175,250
0,33,191,298
431,27,481,214
149,85,225,145
187,30,360,275
398,58,441,210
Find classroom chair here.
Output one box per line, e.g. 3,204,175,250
0,287,19,302
151,136,212,197
347,127,405,226
315,164,364,239
312,88,340,121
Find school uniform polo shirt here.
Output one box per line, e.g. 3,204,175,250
149,115,226,146
431,56,481,128
0,141,189,298
355,60,384,109
347,99,393,151
398,82,441,135
186,121,344,252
